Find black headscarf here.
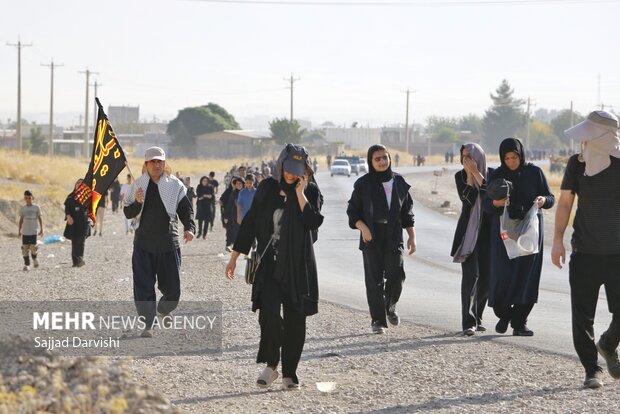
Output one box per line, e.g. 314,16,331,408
499,137,527,177
367,144,394,183
196,176,210,198
498,137,530,219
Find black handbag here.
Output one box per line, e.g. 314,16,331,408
245,237,274,285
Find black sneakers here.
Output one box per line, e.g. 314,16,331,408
387,311,400,326
513,326,534,337
495,318,510,334
596,339,620,379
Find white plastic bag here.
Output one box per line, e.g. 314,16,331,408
500,202,540,259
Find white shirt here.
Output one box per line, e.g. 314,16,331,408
382,178,394,210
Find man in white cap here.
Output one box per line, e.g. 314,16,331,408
124,146,195,338
552,110,620,388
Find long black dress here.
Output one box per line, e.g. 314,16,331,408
483,138,555,329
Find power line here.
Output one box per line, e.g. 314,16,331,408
188,0,620,6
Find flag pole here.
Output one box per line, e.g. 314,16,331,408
124,161,137,183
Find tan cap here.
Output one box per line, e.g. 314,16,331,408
144,146,165,161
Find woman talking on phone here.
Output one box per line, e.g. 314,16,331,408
225,144,323,391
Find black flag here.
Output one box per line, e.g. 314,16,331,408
73,98,127,223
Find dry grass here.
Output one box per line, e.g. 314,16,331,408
0,148,258,203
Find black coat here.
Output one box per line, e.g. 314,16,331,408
450,168,493,257
346,173,415,251
195,184,214,220
483,164,554,306
233,177,324,316
63,194,90,240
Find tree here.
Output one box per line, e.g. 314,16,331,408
29,127,48,154
435,126,460,143
550,109,585,147
167,103,240,147
459,114,483,135
482,80,525,150
269,118,306,145
517,120,561,150
302,128,325,143
426,116,459,133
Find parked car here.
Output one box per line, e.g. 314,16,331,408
356,157,369,174
330,159,351,177
336,156,361,175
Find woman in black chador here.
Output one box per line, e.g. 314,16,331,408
347,144,416,334
195,176,214,239
64,178,90,267
483,137,554,336
225,144,323,391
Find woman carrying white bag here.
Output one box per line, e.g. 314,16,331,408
483,138,555,337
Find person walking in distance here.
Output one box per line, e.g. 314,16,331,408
18,190,43,271
120,174,134,234
93,190,107,237
123,147,195,338
347,144,416,334
64,179,90,267
552,110,620,389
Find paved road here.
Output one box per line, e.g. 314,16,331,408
314,165,611,358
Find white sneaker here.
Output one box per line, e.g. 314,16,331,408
33,259,39,268
257,366,278,388
23,265,29,271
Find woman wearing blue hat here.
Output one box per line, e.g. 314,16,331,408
225,144,324,391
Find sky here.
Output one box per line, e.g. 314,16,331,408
1,0,619,130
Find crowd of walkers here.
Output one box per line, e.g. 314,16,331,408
19,108,620,392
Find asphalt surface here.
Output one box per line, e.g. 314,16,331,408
314,165,612,358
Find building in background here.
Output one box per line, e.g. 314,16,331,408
108,105,139,125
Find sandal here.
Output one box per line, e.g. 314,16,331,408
257,366,278,388
282,377,300,391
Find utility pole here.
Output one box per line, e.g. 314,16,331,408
7,39,33,151
283,74,300,122
403,89,416,156
91,80,102,126
525,97,536,153
42,60,63,156
598,73,601,109
79,69,99,158
569,100,575,153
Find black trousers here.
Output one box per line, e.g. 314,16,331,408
226,220,239,247
197,219,208,237
209,203,216,228
460,245,489,330
132,247,182,329
362,224,406,328
570,252,620,374
257,275,306,383
71,237,85,266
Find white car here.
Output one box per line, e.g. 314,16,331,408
356,158,369,174
330,159,351,177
